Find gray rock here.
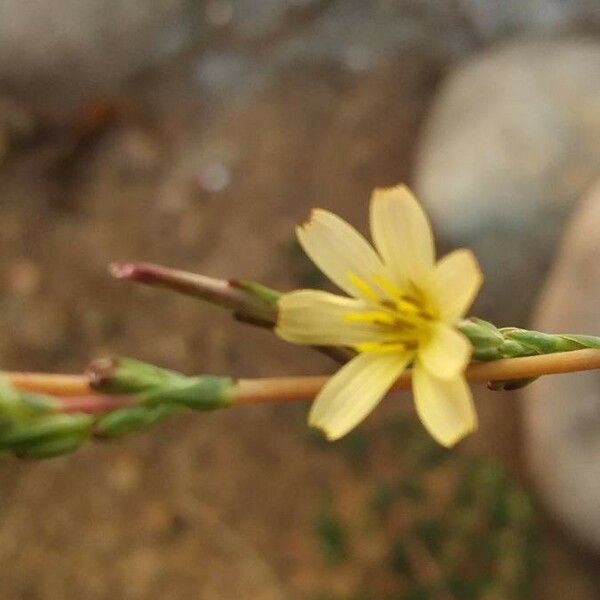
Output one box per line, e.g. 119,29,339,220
415,39,600,324
461,0,600,39
0,0,202,113
523,181,600,553
2,1,598,119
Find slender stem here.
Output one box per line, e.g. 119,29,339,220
6,348,600,410
57,395,136,414
6,372,92,396
111,261,355,363
4,373,134,414
232,349,600,405
110,262,277,324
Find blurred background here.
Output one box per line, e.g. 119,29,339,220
0,1,599,598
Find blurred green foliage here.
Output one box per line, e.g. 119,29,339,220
312,417,539,600
315,490,348,565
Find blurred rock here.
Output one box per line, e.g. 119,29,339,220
462,0,600,39
2,0,598,122
415,38,600,324
523,181,600,553
0,0,203,116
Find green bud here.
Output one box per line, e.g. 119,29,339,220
0,378,58,424
554,334,600,350
500,328,581,355
88,357,234,411
0,413,93,457
15,429,90,459
232,280,281,307
458,319,504,360
87,357,182,395
142,375,234,410
458,321,600,364
0,413,93,448
95,404,179,438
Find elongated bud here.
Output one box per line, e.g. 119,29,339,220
111,262,278,325
112,265,354,364
0,378,58,421
0,413,93,458
142,376,234,410
500,329,600,356
88,357,234,410
95,404,179,438
500,328,579,355
87,357,182,394
459,319,600,362
458,318,505,360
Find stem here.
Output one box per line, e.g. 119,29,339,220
111,261,355,363
7,348,600,410
232,349,600,405
57,395,136,414
110,262,277,324
4,374,133,415
6,372,92,396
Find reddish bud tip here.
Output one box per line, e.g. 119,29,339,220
109,262,157,284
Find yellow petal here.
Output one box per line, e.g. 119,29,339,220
418,323,471,380
427,249,483,322
276,290,386,346
297,208,387,299
412,364,477,447
370,185,435,286
309,352,412,440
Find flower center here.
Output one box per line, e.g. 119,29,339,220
344,274,437,354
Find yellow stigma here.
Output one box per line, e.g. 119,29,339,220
344,273,436,352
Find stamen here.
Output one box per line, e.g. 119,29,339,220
344,274,434,351
373,274,436,321
395,298,422,316
372,274,403,302
347,273,380,302
354,342,410,354
344,311,396,326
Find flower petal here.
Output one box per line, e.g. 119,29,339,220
297,208,386,299
419,323,471,380
428,249,483,322
412,364,477,447
370,185,435,286
277,290,387,346
309,352,411,440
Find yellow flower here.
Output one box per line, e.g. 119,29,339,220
276,185,483,447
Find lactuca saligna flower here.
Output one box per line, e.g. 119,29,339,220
276,185,483,447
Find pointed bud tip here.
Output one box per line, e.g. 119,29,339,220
109,262,161,284
109,262,139,280
86,357,119,390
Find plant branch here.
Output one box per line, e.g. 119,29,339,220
57,395,137,414
6,348,600,410
111,261,355,363
232,348,600,404
110,262,278,324
6,372,93,396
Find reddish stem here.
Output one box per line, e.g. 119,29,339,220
57,394,136,414
110,261,277,323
